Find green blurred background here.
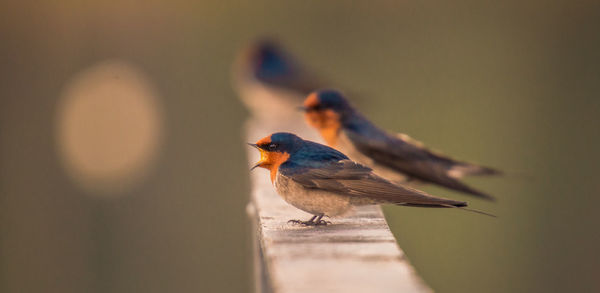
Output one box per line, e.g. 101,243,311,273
1,1,599,292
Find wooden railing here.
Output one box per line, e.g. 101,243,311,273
245,118,432,293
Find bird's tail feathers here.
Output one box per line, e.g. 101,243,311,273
437,178,497,201
398,202,496,217
441,204,497,217
448,164,502,178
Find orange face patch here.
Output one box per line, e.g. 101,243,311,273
255,135,272,146
255,149,290,183
253,135,290,183
304,109,341,147
303,92,320,109
266,151,290,183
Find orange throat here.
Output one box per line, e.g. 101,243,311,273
319,127,340,148
257,150,290,183
304,109,341,148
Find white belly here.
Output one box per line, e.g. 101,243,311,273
274,173,354,217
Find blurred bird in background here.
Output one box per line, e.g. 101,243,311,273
232,39,324,127
249,132,491,226
301,89,500,200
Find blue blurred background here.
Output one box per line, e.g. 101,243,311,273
1,1,599,292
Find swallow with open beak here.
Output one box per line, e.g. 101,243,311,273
232,39,324,124
249,132,491,226
301,89,501,201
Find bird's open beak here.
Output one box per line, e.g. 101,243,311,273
248,143,265,170
250,162,261,171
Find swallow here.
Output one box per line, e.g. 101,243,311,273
232,39,324,123
301,89,501,201
249,132,491,226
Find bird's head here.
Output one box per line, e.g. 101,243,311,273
249,132,302,182
243,40,295,81
301,89,354,147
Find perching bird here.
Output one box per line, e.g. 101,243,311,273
249,132,490,226
232,39,324,124
301,89,500,201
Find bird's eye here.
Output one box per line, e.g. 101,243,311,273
268,143,277,150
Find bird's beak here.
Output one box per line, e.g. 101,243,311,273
248,143,264,171
250,162,261,171
296,106,308,112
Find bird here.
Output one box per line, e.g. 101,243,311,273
249,132,491,226
300,89,501,201
232,39,324,125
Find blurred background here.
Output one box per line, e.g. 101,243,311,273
1,1,599,292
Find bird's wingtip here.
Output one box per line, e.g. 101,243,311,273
458,206,497,218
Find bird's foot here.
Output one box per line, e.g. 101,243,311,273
287,218,331,226
314,219,331,226
287,219,316,226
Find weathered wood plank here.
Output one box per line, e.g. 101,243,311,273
246,119,432,293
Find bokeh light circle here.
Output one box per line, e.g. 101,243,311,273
56,60,164,196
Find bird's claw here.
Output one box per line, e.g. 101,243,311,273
287,219,331,226
287,219,313,226
314,219,331,225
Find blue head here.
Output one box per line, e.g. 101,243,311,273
250,132,348,180
303,89,354,115
301,89,358,146
247,41,296,82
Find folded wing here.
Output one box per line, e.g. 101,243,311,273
346,129,498,200
280,159,467,208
